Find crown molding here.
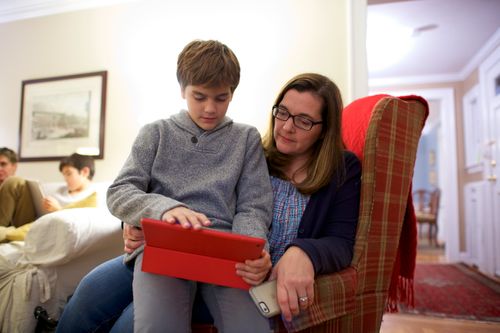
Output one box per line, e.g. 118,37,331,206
370,27,500,88
0,0,137,24
460,27,500,79
369,73,463,88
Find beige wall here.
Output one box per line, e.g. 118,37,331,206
0,0,354,182
461,69,483,184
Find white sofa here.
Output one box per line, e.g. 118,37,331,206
0,182,123,333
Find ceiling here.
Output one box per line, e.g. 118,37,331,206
367,0,500,85
1,0,499,86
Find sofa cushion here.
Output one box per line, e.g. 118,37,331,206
19,207,120,267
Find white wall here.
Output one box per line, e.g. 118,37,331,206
0,0,362,182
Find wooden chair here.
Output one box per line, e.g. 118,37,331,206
274,94,428,332
413,188,440,246
193,94,428,333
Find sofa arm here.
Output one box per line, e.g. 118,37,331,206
18,207,121,267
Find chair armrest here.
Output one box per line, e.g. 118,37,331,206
275,267,357,332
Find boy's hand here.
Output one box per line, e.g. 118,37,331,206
161,206,211,230
235,250,272,285
123,224,145,253
43,196,62,212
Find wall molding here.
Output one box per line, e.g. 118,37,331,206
0,0,137,23
369,27,500,87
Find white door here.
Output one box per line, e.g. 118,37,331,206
463,182,484,266
479,44,500,276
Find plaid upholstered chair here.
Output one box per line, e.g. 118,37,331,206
274,94,428,332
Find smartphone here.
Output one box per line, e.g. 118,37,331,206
249,279,280,318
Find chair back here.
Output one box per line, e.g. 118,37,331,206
413,188,440,218
413,188,441,246
340,95,428,332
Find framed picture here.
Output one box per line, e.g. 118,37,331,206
19,71,107,162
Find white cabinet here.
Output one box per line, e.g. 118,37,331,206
462,182,484,267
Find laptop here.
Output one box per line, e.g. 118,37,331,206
141,218,266,290
26,179,50,217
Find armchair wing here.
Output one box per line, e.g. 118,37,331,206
275,95,428,332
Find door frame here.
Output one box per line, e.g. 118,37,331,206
478,43,500,276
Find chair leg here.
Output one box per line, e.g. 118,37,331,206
428,223,432,245
427,223,438,247
433,223,439,247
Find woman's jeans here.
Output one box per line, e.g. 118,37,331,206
56,255,215,333
56,255,134,333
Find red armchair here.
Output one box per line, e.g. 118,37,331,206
274,94,428,332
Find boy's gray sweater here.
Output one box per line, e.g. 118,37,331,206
107,110,273,261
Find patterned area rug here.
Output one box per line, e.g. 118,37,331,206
400,263,500,322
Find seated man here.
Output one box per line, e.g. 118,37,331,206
0,147,18,186
0,147,35,228
0,152,97,229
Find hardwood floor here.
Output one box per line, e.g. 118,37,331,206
379,238,500,333
380,313,500,333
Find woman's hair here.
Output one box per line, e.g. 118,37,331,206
59,153,95,180
0,147,17,164
262,73,345,195
176,40,240,93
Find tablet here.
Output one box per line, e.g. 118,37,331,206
140,218,266,290
26,179,49,217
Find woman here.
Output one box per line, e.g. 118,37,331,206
56,73,361,332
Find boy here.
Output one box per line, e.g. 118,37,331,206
107,40,273,332
0,152,96,228
43,153,97,212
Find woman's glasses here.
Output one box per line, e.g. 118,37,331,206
272,106,323,131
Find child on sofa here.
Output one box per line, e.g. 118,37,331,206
42,153,97,212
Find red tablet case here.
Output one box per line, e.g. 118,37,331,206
141,218,266,290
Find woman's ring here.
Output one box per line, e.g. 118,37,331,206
299,296,308,303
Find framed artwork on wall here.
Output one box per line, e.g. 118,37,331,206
18,71,107,162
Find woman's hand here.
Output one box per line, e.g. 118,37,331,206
270,246,315,322
161,206,211,230
235,250,272,286
123,223,145,253
42,196,62,212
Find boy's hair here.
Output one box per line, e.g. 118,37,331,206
0,147,18,164
177,40,240,93
59,153,95,180
262,73,345,195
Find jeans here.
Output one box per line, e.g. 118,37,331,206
133,253,270,333
56,255,134,333
56,255,215,333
